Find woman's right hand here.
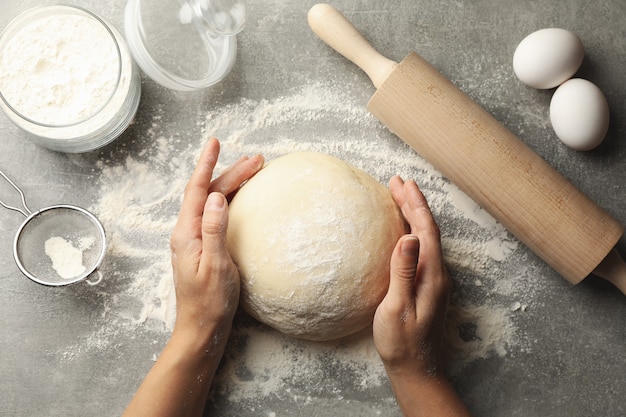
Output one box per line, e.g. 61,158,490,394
373,176,470,417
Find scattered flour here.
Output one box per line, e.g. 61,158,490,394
60,81,538,405
215,324,388,405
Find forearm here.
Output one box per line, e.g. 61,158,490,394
121,325,229,417
387,370,472,417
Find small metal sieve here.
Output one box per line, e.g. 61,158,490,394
0,169,106,286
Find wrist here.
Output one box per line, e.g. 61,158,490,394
384,362,446,390
385,367,471,417
123,317,233,417
382,351,443,382
171,316,233,359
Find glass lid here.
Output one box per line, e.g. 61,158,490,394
124,0,246,91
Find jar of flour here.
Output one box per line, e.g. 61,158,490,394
0,5,141,153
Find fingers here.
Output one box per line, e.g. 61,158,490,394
386,234,421,311
198,192,230,274
390,176,442,260
389,175,450,302
175,138,263,240
209,154,264,201
176,138,221,241
389,175,406,208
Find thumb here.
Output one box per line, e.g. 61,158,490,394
201,192,229,257
387,234,420,302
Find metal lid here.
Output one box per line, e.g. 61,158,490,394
124,0,246,91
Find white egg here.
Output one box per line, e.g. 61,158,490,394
549,78,610,151
513,28,584,89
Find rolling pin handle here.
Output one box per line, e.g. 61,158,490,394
308,3,397,89
592,248,626,295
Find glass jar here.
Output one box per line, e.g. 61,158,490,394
0,5,141,153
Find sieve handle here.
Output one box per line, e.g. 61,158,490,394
85,270,103,286
0,169,32,217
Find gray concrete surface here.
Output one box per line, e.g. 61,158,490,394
1,1,624,416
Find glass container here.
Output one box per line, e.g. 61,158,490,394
124,0,246,91
0,5,141,153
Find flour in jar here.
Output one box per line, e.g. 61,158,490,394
0,13,120,125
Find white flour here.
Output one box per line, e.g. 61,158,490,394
45,236,87,279
0,13,119,125
61,81,537,406
43,235,97,280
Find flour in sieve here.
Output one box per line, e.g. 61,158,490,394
45,236,87,279
56,82,537,405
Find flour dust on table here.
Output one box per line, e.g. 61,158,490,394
56,82,537,406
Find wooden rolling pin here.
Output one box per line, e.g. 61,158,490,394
308,3,626,294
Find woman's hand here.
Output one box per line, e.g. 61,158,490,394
373,176,451,377
170,138,264,348
373,176,470,417
122,138,263,417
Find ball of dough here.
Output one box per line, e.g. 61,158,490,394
227,152,407,341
